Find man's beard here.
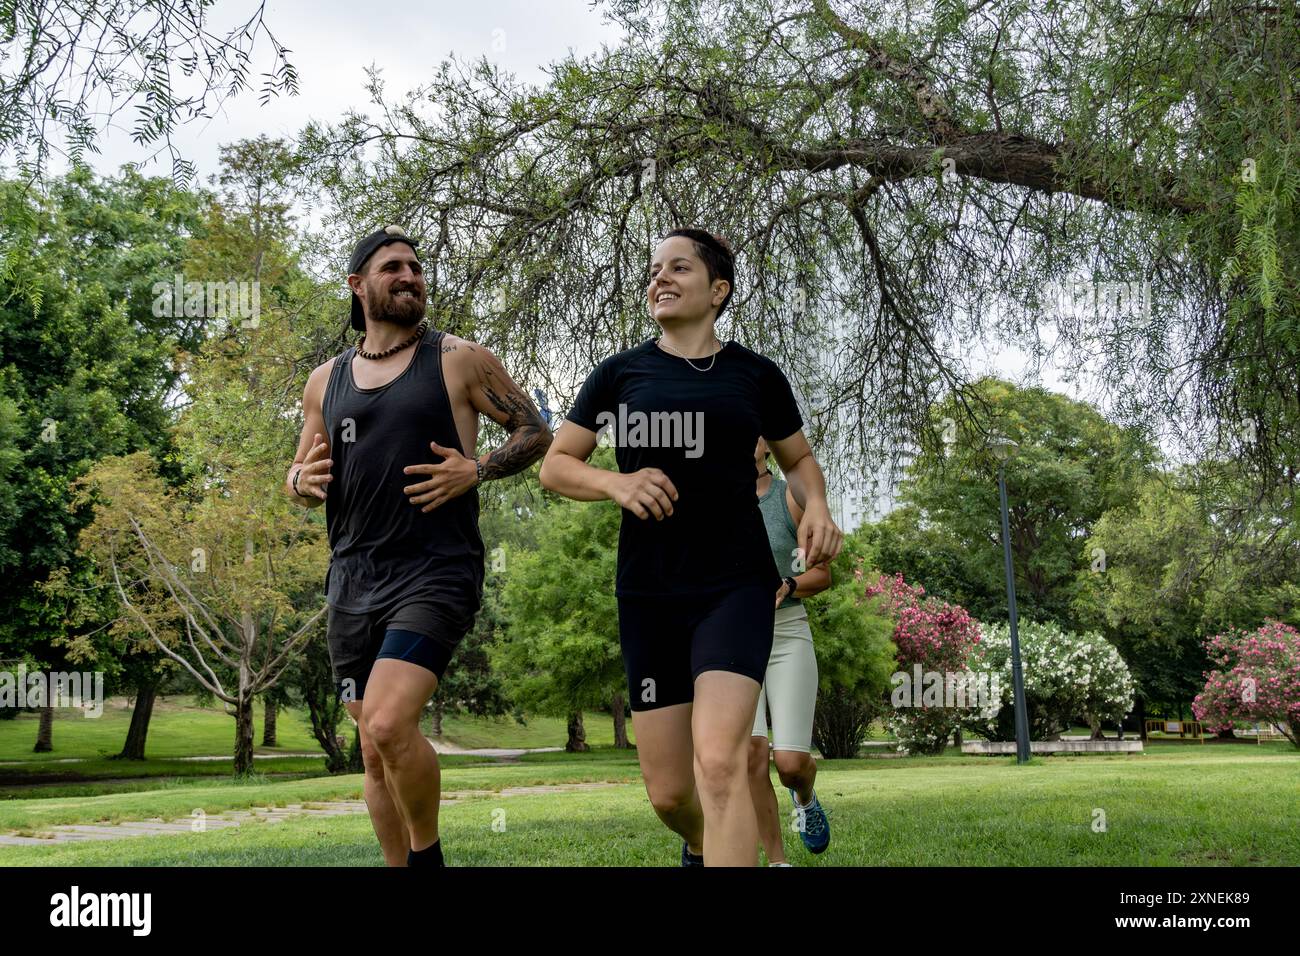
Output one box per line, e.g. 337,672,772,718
366,284,426,327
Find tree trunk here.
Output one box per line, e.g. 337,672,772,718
1089,715,1105,740
33,704,53,753
116,680,157,760
566,711,590,752
1136,696,1147,740
953,726,963,748
611,691,630,748
235,606,255,774
303,691,348,773
346,723,365,772
234,697,255,776
429,698,444,738
1216,726,1236,739
262,698,278,747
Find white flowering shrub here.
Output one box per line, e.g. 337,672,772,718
965,619,1135,741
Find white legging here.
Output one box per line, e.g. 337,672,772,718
751,604,818,753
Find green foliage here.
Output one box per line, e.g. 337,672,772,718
892,378,1157,628
805,534,896,758
0,168,204,673
496,493,623,717
1,1,298,182
1081,469,1299,708
435,568,515,723
864,504,997,619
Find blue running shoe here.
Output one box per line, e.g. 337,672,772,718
681,841,704,867
790,789,830,854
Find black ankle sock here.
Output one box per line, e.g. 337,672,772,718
407,840,444,868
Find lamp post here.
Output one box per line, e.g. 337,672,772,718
991,435,1032,764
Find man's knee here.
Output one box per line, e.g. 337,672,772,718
364,705,418,759
345,703,385,777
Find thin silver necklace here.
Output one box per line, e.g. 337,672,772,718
656,335,724,372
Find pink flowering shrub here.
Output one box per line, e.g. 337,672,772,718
866,574,982,671
865,572,987,754
1192,620,1300,748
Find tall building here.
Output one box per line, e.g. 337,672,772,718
827,463,902,533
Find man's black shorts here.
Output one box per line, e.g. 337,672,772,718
617,580,775,712
326,594,474,702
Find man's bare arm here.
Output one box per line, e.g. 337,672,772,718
461,341,552,479
285,362,334,508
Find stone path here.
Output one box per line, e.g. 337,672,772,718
0,782,623,847
427,741,565,758
0,742,566,768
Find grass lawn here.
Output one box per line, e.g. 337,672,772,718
0,758,339,801
0,700,631,802
1,743,1295,866
424,711,634,749
0,749,643,832
0,696,321,762
0,697,630,767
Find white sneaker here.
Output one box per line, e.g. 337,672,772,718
769,861,793,867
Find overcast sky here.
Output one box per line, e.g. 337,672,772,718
74,0,625,184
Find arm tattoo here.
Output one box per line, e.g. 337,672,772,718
473,357,551,481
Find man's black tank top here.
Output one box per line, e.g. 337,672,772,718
321,326,484,615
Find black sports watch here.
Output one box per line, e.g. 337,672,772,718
783,576,799,600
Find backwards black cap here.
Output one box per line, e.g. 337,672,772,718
348,225,420,331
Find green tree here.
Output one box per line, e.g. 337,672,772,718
806,533,897,758
496,485,624,752
32,139,323,759
863,504,996,619
896,378,1157,628
282,617,357,773
1081,469,1299,732
71,452,327,776
0,167,205,749
427,471,549,735
1,0,297,181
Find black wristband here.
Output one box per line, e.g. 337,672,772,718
292,467,303,497
783,576,799,599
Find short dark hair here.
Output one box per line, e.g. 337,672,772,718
664,228,735,318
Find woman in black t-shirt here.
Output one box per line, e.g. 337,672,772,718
539,229,842,866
